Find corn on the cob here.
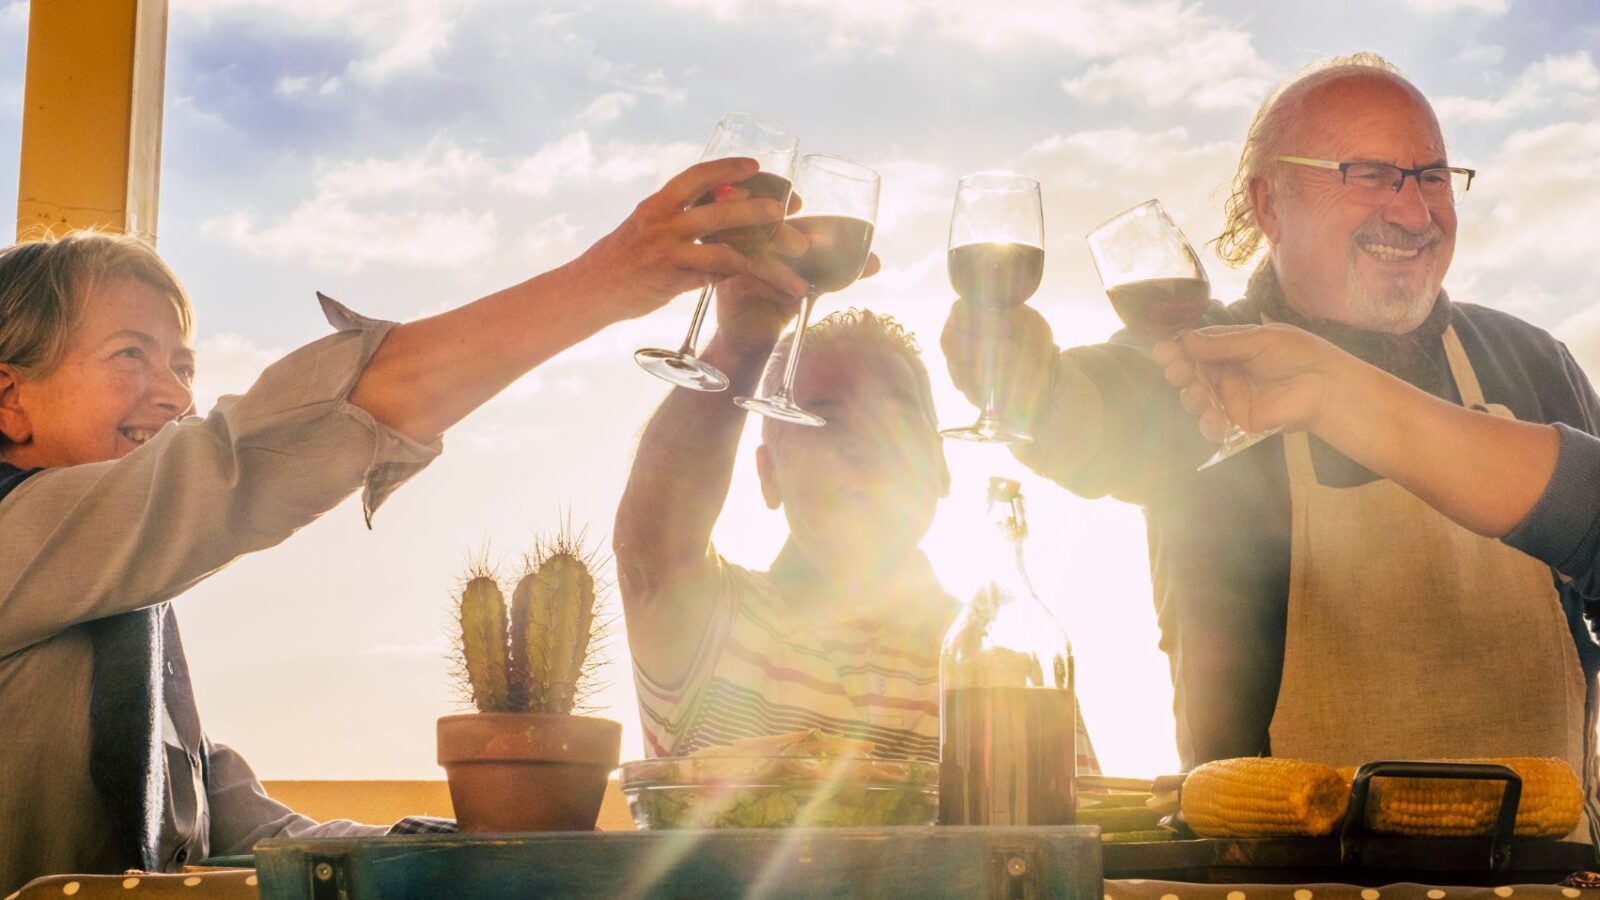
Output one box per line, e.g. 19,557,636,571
1337,758,1582,838
458,575,511,712
1182,757,1349,838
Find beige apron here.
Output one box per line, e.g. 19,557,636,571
1267,325,1587,780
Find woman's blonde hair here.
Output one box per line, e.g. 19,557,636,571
1212,52,1407,267
0,231,194,379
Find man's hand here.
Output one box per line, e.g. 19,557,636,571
711,248,881,360
1153,324,1349,441
941,300,1060,432
565,157,802,323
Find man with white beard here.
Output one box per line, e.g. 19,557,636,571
943,51,1600,813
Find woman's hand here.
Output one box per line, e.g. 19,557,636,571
1153,324,1352,441
565,157,805,323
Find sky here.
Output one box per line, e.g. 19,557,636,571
2,0,1598,780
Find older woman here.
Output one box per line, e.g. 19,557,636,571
0,157,806,893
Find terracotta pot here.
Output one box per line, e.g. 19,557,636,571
437,712,621,833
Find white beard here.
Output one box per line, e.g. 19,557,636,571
1343,262,1440,333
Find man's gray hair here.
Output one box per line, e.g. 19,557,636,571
1212,51,1409,267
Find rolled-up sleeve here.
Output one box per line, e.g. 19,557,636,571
1503,422,1600,596
0,295,441,658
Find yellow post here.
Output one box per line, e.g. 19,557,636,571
15,0,169,244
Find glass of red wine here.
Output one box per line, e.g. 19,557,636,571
941,171,1045,444
736,154,880,426
1086,199,1279,470
635,112,798,392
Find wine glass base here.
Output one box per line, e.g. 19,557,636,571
634,348,730,392
734,395,826,427
1197,426,1282,471
940,423,1033,445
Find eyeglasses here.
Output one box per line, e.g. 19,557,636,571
1274,155,1475,208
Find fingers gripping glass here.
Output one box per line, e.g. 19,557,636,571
635,113,799,392
1086,199,1277,470
940,172,1045,445
1274,155,1475,208
736,154,880,427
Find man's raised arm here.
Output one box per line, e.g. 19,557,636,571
614,267,805,686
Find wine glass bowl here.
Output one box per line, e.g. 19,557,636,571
1085,199,1278,469
736,153,880,427
635,112,799,392
941,171,1045,445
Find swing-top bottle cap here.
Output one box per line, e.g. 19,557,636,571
987,477,1021,503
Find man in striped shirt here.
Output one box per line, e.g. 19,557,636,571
615,271,1100,772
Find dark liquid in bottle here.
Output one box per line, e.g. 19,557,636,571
948,242,1045,310
693,170,793,256
789,215,875,294
939,685,1076,825
1106,276,1211,338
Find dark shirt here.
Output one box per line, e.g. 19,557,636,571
1019,269,1600,768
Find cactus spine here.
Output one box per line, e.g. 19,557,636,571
454,532,605,715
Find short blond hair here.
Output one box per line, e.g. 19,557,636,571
0,231,194,379
1212,52,1409,267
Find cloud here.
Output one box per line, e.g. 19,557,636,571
175,0,479,84
201,133,702,271
1,1,25,31
1450,116,1600,338
496,132,699,197
577,90,637,125
657,0,1274,110
1402,0,1509,12
1453,44,1506,67
1454,119,1600,274
1061,23,1274,110
1435,51,1599,124
191,333,285,414
274,74,341,98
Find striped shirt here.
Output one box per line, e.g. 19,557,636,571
635,546,1101,772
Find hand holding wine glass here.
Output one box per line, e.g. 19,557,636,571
941,171,1046,444
736,153,880,427
570,157,795,321
1087,199,1279,469
635,112,799,392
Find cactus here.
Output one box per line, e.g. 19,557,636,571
457,574,512,712
453,530,606,715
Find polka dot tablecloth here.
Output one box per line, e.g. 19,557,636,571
6,870,257,899
1107,881,1600,900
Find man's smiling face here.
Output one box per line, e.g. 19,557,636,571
1258,72,1457,334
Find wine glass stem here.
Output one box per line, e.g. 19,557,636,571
772,291,819,404
1193,359,1239,431
677,282,716,356
979,310,1006,428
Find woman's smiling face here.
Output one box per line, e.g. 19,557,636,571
1,275,196,468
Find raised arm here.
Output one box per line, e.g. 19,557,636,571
0,160,794,656
614,265,807,685
349,158,791,443
1159,324,1558,538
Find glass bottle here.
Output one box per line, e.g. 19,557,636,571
938,477,1077,825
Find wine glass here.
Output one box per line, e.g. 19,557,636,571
635,112,799,392
1086,199,1279,470
736,154,880,426
941,171,1045,444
